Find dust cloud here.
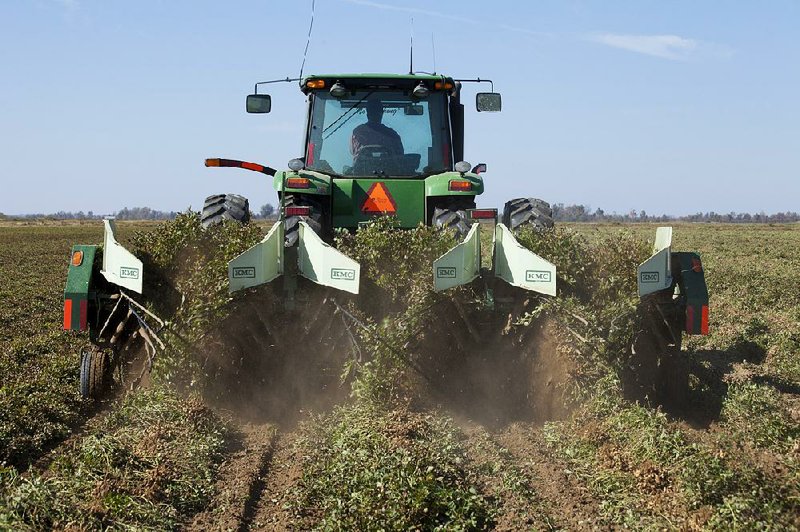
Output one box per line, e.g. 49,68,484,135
192,282,354,427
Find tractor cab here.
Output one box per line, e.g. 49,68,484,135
247,74,501,179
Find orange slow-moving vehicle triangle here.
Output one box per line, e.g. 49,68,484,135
361,182,397,214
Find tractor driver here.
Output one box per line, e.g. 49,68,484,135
349,99,404,159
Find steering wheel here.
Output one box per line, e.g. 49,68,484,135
352,145,394,174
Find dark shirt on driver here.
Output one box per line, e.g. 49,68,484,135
350,122,404,157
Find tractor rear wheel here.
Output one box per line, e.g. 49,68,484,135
80,347,110,399
201,194,251,228
433,199,475,239
284,194,325,247
502,198,554,231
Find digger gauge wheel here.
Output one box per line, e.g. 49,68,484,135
502,198,554,231
201,194,251,228
80,348,110,399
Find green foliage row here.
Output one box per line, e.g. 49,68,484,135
0,225,106,467
335,218,456,403
130,213,263,386
0,387,228,530
545,388,800,528
292,402,491,531
516,226,650,389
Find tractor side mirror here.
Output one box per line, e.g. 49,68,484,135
471,163,487,175
476,92,501,112
246,94,272,114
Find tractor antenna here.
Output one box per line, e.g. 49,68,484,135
431,33,437,74
298,0,316,79
409,17,414,74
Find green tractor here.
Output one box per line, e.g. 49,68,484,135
63,73,709,403
202,74,558,301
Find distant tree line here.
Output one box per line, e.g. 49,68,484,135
551,204,800,223
2,203,796,223
2,203,279,221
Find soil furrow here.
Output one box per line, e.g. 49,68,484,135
186,423,278,531
493,423,609,530
460,422,560,530
249,431,306,531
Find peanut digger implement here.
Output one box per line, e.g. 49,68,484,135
63,73,709,399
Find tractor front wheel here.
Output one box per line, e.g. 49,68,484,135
201,194,251,228
502,198,554,231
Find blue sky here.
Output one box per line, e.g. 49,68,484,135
1,0,798,215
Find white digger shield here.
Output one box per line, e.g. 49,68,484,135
228,221,360,295
101,219,143,294
433,223,482,292
228,221,285,293
637,226,673,297
493,223,557,297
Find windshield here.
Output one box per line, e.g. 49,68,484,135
305,90,451,177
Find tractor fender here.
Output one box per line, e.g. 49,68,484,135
272,170,332,196
64,245,98,331
425,171,484,197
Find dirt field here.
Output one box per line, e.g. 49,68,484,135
1,220,798,530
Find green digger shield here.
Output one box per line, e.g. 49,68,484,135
228,222,284,292
493,223,557,297
433,223,481,291
101,219,143,294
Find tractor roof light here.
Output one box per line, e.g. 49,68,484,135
412,81,430,99
434,81,454,90
454,161,471,174
288,158,305,172
306,79,326,89
329,81,348,98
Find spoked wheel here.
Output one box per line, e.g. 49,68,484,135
80,347,112,399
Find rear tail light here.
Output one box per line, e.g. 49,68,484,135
691,257,703,273
468,208,497,220
448,180,472,191
686,304,710,335
71,250,84,266
285,206,311,217
63,299,73,330
701,304,709,335
286,177,310,189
